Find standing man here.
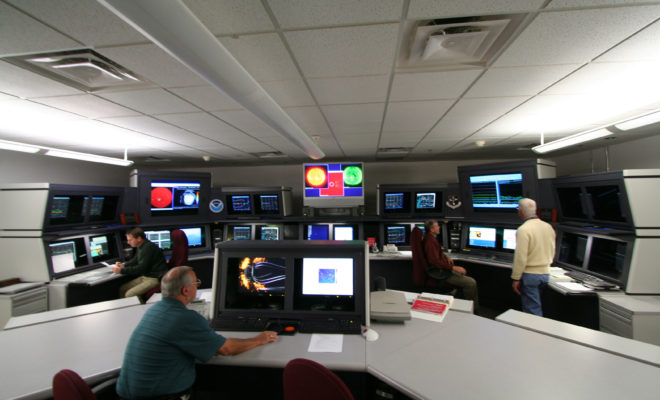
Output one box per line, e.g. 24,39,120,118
511,198,556,316
423,220,479,312
116,266,278,400
112,227,168,300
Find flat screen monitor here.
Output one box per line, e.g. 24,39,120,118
587,237,627,280
383,192,410,214
468,226,497,249
254,194,280,215
469,173,523,211
223,256,286,310
385,225,408,245
586,185,625,223
89,234,118,263
150,181,200,216
333,226,355,241
259,226,280,241
303,162,364,207
231,225,252,241
181,227,204,247
502,228,517,251
88,196,120,222
145,229,172,250
49,237,87,275
227,194,252,215
49,195,87,225
293,257,355,312
557,231,588,267
414,192,443,214
306,224,329,240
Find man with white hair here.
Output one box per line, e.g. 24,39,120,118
511,198,556,316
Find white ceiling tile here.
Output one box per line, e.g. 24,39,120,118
169,86,242,111
184,0,274,35
547,0,656,9
283,106,333,137
98,115,222,147
391,70,483,101
220,33,301,82
212,110,281,138
157,112,243,137
411,138,457,153
308,75,389,105
97,89,199,115
6,0,147,47
0,61,82,98
0,92,16,101
31,94,140,119
598,18,660,62
0,2,81,56
384,100,453,132
321,103,385,135
285,24,399,78
261,79,316,107
465,65,578,97
268,0,403,28
494,6,660,67
380,131,427,147
408,0,546,19
0,100,83,141
97,44,207,88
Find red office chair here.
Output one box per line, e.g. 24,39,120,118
283,358,354,400
142,229,189,303
411,227,454,294
52,369,96,400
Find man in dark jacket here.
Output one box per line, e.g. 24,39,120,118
112,227,168,300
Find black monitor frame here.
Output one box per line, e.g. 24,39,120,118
142,224,212,255
459,222,520,259
211,240,368,334
44,184,124,231
377,184,449,219
45,230,122,279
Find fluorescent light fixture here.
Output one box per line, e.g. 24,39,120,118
0,139,41,154
98,0,324,160
45,149,134,166
614,110,660,131
532,128,613,154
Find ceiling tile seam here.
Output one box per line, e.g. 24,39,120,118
259,0,346,157
214,21,402,38
374,0,410,155
413,6,549,154
3,0,87,49
539,2,660,14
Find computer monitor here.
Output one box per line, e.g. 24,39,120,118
89,234,118,263
49,195,87,226
383,192,410,215
502,228,517,251
303,162,364,208
333,225,355,241
49,237,88,276
259,226,280,241
223,256,286,310
227,194,252,215
469,173,523,212
180,227,204,247
467,226,497,249
254,194,280,215
231,225,252,241
305,224,329,240
88,195,120,223
293,257,355,312
145,229,172,250
384,224,409,245
557,231,588,268
586,237,627,280
150,181,200,216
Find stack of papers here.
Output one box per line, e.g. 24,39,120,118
410,292,454,323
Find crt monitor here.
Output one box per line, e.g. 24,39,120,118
293,257,355,313
227,194,252,215
556,231,589,268
382,192,411,215
89,234,118,263
48,237,88,277
180,227,205,248
414,191,443,214
469,173,522,212
254,193,280,215
49,195,87,226
150,181,200,216
586,185,626,223
384,224,409,245
305,224,329,240
586,237,628,281
502,228,517,251
223,256,286,310
228,225,252,240
145,229,172,250
333,225,355,241
259,226,280,241
467,226,497,249
88,196,120,223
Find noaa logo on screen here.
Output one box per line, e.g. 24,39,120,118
209,198,224,213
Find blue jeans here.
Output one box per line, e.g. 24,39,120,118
520,273,549,316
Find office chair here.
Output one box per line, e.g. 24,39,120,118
141,229,189,303
283,358,354,400
52,369,96,400
410,227,454,294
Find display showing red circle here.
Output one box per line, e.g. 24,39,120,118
151,187,172,208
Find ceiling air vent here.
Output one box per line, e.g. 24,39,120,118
376,147,412,159
252,151,288,159
398,14,526,72
2,49,147,92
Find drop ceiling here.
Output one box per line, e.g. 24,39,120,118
0,0,659,167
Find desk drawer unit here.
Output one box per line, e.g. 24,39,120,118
600,300,633,338
12,287,48,316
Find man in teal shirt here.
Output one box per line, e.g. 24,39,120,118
116,266,278,399
112,227,167,300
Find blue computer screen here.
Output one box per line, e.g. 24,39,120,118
306,225,329,240
468,226,496,248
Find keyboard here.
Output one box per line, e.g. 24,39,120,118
565,270,618,289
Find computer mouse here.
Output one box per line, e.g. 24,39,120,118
361,327,379,342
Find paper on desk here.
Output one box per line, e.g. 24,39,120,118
308,334,343,352
554,281,594,292
197,291,213,302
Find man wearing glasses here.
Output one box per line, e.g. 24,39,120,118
116,266,278,400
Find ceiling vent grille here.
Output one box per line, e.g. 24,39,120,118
2,49,148,92
398,14,525,72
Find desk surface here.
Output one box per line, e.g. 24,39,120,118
2,302,660,400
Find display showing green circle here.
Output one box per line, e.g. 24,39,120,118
343,165,363,186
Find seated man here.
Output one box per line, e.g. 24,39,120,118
423,220,479,312
112,227,168,300
116,266,278,400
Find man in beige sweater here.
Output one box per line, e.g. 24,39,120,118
511,198,556,316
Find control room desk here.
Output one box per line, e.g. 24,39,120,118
2,305,660,400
